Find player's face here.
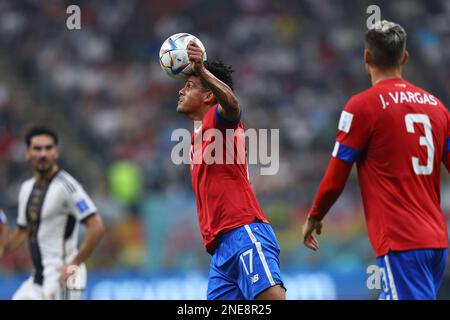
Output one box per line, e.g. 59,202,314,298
27,135,59,174
177,76,209,116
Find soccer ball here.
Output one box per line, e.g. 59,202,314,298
159,33,207,80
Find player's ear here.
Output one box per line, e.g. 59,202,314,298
55,146,60,160
401,50,409,65
364,49,371,65
204,91,216,105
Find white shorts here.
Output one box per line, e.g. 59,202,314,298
12,263,87,300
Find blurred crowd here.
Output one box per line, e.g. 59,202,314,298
0,0,449,285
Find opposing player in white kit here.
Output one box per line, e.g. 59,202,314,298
0,209,8,256
1,127,104,300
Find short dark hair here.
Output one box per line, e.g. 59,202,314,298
365,20,407,68
25,126,59,147
204,60,234,90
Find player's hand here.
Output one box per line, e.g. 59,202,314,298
302,215,322,251
187,40,205,74
59,264,77,285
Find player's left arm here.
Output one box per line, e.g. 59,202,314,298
60,182,105,282
60,213,104,283
187,41,240,121
70,213,104,266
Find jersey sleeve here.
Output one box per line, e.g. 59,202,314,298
213,104,241,130
332,96,374,163
66,181,98,222
444,108,450,158
17,184,28,228
308,157,353,221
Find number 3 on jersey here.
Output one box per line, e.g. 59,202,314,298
405,114,434,175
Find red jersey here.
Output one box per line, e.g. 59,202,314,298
333,78,449,257
190,105,268,254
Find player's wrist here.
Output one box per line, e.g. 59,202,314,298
70,258,82,266
307,211,323,223
195,64,208,77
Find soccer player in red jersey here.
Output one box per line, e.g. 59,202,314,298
302,21,450,300
176,41,285,300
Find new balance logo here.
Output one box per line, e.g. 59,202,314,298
251,274,259,284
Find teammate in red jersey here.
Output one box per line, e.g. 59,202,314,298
176,40,285,300
302,20,450,300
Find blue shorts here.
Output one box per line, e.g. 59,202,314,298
377,248,448,300
207,222,285,300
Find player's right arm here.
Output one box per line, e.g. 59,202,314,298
0,209,8,257
2,226,27,256
302,95,374,251
2,183,30,256
187,41,240,122
303,158,353,250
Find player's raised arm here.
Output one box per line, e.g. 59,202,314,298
187,41,240,121
2,226,27,256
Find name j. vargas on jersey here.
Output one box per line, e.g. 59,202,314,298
379,91,438,109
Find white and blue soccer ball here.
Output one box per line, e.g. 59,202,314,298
159,33,207,80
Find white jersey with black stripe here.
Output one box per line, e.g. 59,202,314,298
17,169,97,283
